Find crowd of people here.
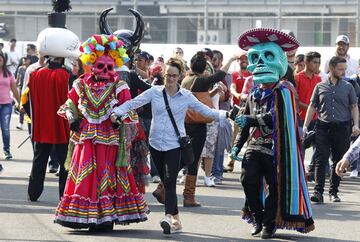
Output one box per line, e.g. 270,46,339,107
1,2,360,239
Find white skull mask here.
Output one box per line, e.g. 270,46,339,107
37,27,80,59
92,55,115,80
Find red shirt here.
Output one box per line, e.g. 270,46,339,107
29,67,70,144
295,70,321,121
232,70,251,105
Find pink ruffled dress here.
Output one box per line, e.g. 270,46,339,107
54,74,149,229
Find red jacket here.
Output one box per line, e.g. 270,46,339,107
29,67,70,144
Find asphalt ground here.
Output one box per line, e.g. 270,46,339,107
0,116,360,242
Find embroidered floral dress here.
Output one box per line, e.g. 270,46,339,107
54,74,149,229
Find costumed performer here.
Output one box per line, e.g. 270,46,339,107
233,28,315,239
100,8,150,193
27,0,80,202
54,33,149,231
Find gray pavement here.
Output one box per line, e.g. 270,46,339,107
0,116,360,242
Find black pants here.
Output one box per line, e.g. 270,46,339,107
28,142,68,201
49,146,60,169
150,145,183,215
185,123,207,176
313,121,351,195
240,149,277,226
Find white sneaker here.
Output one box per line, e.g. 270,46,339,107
160,215,172,235
178,175,186,184
349,170,358,178
204,176,215,187
152,175,161,183
16,124,23,130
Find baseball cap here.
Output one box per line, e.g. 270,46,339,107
136,51,150,60
336,35,349,44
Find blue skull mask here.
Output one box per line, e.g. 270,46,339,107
247,42,288,85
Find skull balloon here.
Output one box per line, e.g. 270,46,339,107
92,55,115,80
247,42,288,85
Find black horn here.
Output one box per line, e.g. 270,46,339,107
99,8,113,35
128,8,145,47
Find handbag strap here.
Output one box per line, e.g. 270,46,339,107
162,88,181,139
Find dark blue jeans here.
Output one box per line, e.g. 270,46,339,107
0,103,12,152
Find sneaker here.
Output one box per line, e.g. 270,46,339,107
204,176,215,187
310,191,323,203
171,218,183,234
329,193,341,202
212,177,222,185
16,123,23,130
177,175,186,184
0,164,3,174
4,150,12,160
349,170,359,178
160,215,172,235
152,175,161,183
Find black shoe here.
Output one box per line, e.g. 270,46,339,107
27,194,38,202
310,192,323,203
0,164,3,174
49,166,58,173
261,225,276,239
89,222,114,232
306,172,314,182
251,222,263,236
329,193,341,202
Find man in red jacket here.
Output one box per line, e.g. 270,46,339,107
27,0,80,201
28,57,71,201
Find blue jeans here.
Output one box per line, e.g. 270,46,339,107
0,103,12,152
212,149,224,180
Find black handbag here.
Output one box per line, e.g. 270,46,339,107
162,89,194,165
302,130,316,150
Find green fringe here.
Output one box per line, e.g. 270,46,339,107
64,141,74,170
67,99,79,120
116,124,127,168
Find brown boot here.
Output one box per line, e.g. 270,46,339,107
183,175,201,207
223,159,235,173
152,182,165,204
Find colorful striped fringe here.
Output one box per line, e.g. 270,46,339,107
272,84,315,233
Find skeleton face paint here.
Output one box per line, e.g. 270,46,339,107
92,55,115,80
247,42,288,85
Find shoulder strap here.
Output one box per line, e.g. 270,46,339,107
189,75,198,91
162,88,181,138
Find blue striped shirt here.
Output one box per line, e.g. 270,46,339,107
113,86,225,151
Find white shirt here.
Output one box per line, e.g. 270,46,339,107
6,50,19,75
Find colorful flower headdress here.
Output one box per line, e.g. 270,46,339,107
79,34,129,67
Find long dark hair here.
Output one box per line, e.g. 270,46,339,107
0,52,11,78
